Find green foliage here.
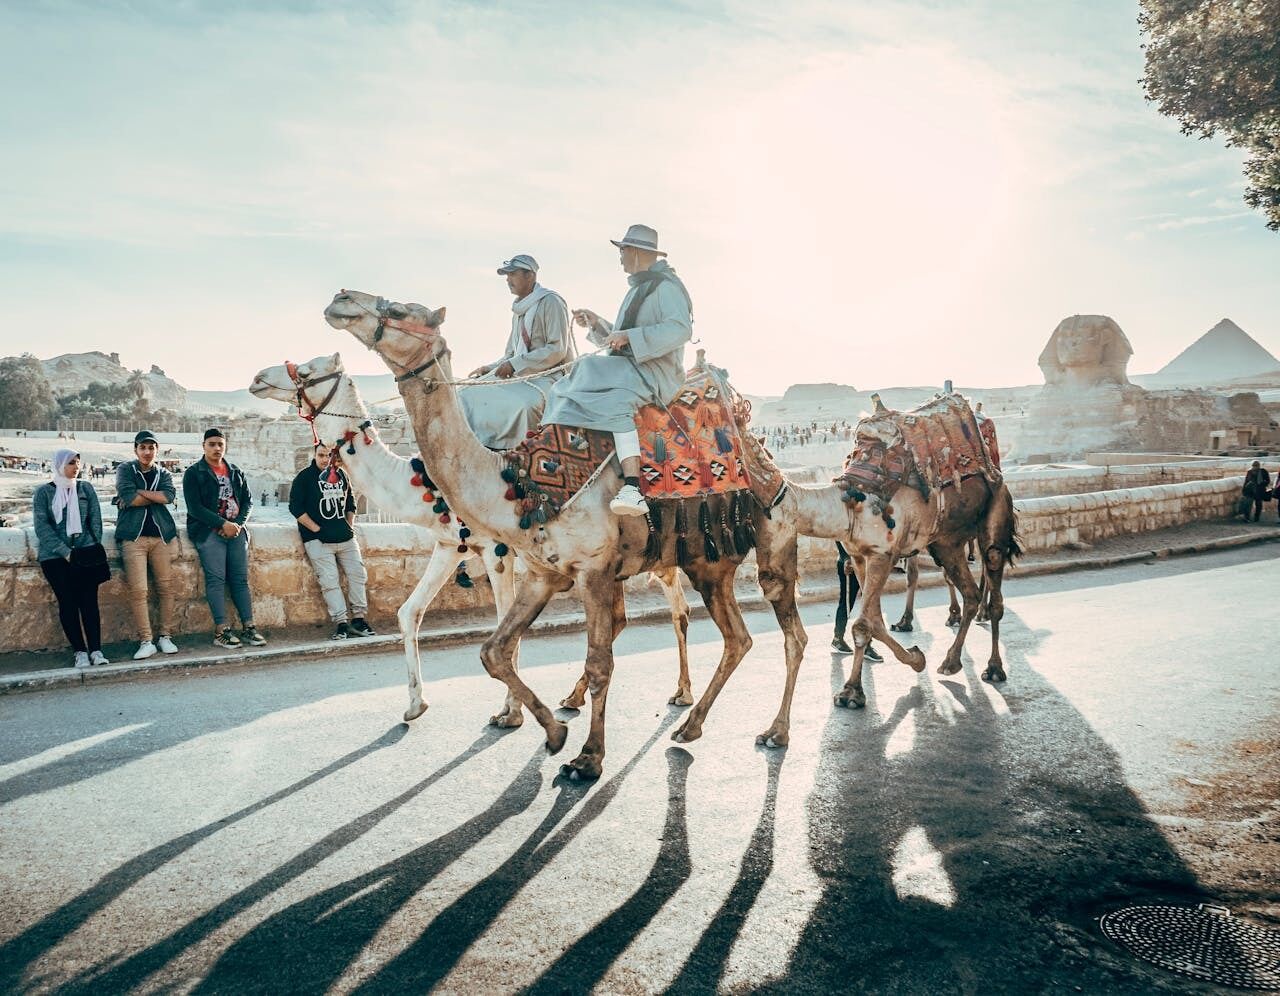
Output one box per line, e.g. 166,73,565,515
57,380,144,418
1139,0,1280,230
0,354,57,427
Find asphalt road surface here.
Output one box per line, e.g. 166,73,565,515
1,546,1277,995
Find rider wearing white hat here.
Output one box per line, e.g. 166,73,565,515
543,223,693,516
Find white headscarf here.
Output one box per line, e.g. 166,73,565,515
51,448,83,537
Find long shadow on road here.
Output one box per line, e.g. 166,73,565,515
41,726,507,996
769,606,1214,995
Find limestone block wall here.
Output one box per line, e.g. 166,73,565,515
1013,476,1243,552
1002,459,1258,499
0,474,1249,653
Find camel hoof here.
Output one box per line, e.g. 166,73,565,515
834,692,866,709
489,710,524,729
544,721,568,755
672,721,703,744
668,691,694,707
755,730,789,749
560,755,602,781
982,665,1007,683
946,615,961,628
403,701,428,723
890,620,913,633
905,647,927,673
558,696,585,711
936,659,962,676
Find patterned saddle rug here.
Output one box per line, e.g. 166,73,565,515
837,394,1001,509
501,357,770,533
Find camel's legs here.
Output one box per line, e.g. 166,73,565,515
945,572,964,627
560,569,691,709
673,573,753,744
892,556,920,632
560,572,621,781
754,538,808,749
653,567,693,706
933,542,983,675
396,543,464,723
837,553,926,708
979,488,1016,682
480,545,524,728
479,570,574,754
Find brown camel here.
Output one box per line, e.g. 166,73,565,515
325,290,808,778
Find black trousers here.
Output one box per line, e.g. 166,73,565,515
834,542,861,637
41,558,102,653
1250,497,1264,521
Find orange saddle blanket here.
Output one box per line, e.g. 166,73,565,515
501,360,759,529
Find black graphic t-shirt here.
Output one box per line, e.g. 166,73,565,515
139,467,162,537
288,464,356,543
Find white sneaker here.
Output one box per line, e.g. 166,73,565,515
157,635,178,655
134,640,157,660
73,651,91,669
609,483,648,517
89,651,110,666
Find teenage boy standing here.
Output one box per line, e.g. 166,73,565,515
115,429,180,659
183,427,265,648
289,442,374,640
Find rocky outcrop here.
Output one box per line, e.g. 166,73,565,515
781,383,859,402
39,351,187,411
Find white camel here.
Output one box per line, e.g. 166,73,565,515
249,354,695,727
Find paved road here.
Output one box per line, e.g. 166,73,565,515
1,546,1277,994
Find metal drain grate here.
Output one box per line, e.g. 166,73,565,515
1100,903,1280,990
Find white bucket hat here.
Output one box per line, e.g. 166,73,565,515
610,223,667,255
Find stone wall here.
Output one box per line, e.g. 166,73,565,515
1002,458,1259,499
1013,477,1244,552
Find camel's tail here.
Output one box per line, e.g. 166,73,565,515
992,484,1021,567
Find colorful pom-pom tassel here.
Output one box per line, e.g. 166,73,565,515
410,456,425,474
421,491,432,502
494,542,509,557
504,486,516,501
439,512,451,524
410,473,422,487
500,466,517,483
433,499,446,514
457,543,468,553
518,514,532,529
458,526,471,539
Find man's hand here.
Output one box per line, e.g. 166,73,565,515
494,360,515,379
605,331,630,352
468,364,491,379
572,308,601,330
219,521,241,538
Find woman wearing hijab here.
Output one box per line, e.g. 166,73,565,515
32,449,109,668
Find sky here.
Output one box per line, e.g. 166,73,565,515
1,0,1277,396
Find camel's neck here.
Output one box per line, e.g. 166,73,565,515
788,481,854,540
392,361,509,530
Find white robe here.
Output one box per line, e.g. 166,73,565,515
460,285,574,450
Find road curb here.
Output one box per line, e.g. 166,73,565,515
3,527,1277,695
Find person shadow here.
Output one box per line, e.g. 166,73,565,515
771,604,1211,993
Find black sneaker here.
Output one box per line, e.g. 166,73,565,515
332,622,350,641
241,626,267,647
213,627,242,649
831,636,854,654
349,618,375,637
865,645,884,662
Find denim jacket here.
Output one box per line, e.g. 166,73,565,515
33,480,103,562
114,460,178,546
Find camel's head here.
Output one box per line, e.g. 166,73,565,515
250,353,346,409
324,289,448,376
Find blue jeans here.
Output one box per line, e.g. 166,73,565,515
196,529,253,628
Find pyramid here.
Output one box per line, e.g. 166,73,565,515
1146,319,1280,387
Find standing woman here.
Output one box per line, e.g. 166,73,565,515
33,449,110,668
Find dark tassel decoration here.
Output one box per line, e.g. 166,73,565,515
719,503,735,558
410,456,425,475
652,434,667,463
455,565,473,588
732,492,754,556
493,542,509,557
432,498,446,514
699,500,719,562
675,499,689,567
643,511,661,560
500,466,517,484
518,514,532,530
713,427,733,454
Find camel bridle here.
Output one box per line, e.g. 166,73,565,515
339,292,450,387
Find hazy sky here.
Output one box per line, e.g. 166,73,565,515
2,0,1277,395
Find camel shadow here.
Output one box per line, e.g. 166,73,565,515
41,726,507,996
770,603,1210,993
